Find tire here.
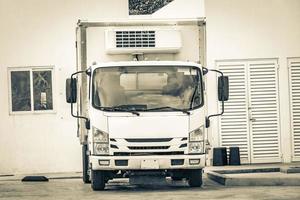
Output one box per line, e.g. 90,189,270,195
91,170,106,191
82,144,91,183
188,169,202,187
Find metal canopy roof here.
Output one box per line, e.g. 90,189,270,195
77,18,206,27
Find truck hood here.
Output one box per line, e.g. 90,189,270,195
107,115,189,138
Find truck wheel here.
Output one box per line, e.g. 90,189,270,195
188,169,202,187
82,144,91,183
91,170,106,191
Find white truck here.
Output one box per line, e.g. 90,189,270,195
66,18,229,190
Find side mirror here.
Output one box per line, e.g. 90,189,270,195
218,76,229,101
66,78,77,103
202,67,209,75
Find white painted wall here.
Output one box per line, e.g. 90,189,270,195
0,0,128,174
205,0,300,163
152,0,205,19
1,0,300,174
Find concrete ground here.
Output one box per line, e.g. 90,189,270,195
1,175,300,200
205,163,300,186
205,162,300,172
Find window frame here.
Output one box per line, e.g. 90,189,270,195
8,66,56,115
91,65,204,111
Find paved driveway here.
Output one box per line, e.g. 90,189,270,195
0,176,300,200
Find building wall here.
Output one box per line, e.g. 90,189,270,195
0,0,128,174
205,0,300,163
1,0,300,174
151,0,205,19
152,0,300,164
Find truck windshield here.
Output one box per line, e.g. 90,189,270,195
92,66,203,111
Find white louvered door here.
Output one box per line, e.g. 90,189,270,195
289,58,300,161
219,61,251,163
248,60,281,163
218,59,281,164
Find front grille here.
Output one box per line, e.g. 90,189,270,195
125,138,173,143
179,143,187,148
110,144,119,149
128,146,170,150
114,151,184,156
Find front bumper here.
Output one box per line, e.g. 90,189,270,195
90,154,206,170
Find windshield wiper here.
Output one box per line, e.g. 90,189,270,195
96,105,190,115
144,106,190,115
97,105,140,116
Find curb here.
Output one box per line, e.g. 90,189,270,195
207,167,300,186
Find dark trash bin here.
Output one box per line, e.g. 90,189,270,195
213,147,227,166
229,147,241,165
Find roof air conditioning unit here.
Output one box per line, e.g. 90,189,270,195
105,29,181,54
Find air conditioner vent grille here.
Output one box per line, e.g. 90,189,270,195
115,30,156,48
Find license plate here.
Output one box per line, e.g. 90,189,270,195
141,159,159,169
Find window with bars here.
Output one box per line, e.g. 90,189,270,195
9,67,54,113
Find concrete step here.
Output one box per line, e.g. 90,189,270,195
207,166,300,186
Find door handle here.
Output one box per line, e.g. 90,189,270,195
250,118,256,122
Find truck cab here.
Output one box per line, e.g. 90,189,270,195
91,61,205,188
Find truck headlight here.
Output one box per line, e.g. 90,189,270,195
94,143,109,155
188,126,204,154
93,127,109,155
93,127,109,143
189,127,204,142
189,142,204,154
